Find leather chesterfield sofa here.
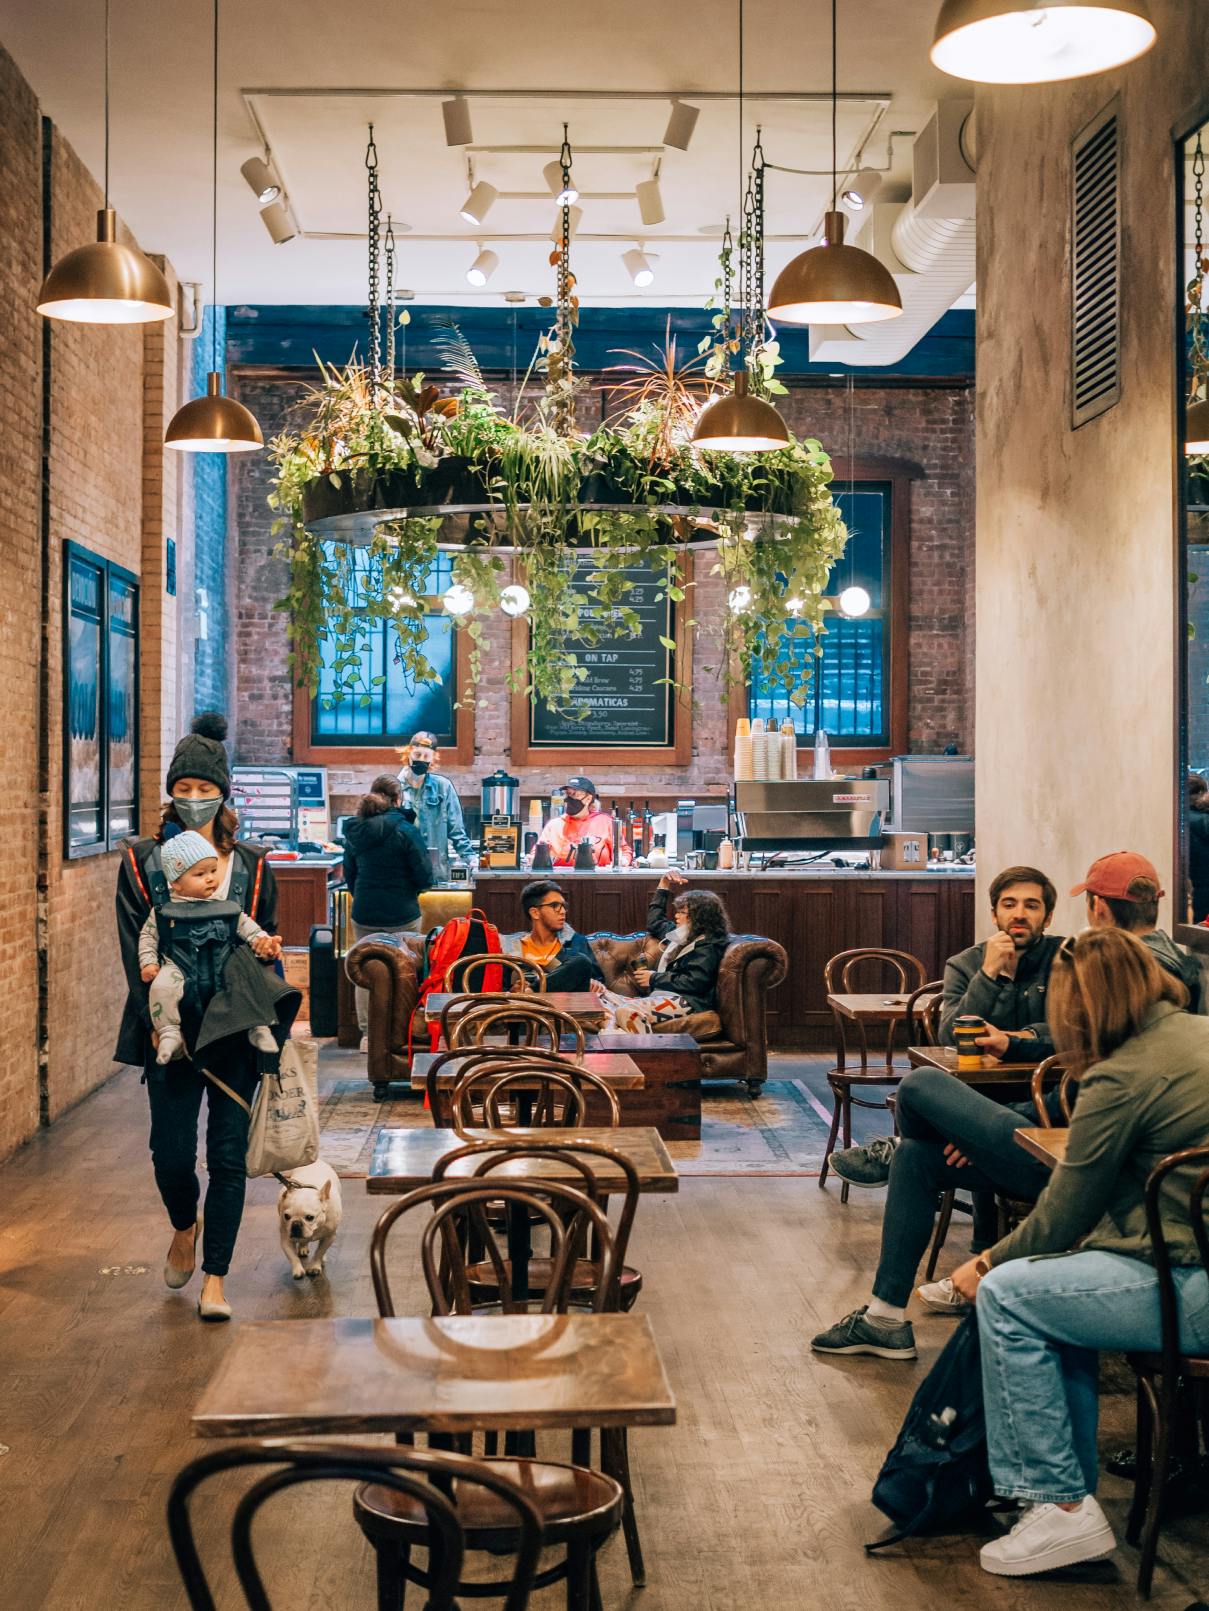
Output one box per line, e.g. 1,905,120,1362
345,928,788,1100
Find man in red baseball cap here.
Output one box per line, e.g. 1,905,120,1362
1072,851,1202,1010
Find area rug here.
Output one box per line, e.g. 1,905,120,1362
316,1047,833,1178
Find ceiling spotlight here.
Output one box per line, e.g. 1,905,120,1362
466,247,499,287
442,95,473,146
931,0,1156,83
499,583,531,617
259,199,297,245
663,98,700,151
636,177,665,227
550,205,583,243
622,247,655,287
543,160,579,205
839,585,871,617
841,166,882,210
442,583,475,616
240,155,280,205
459,180,498,226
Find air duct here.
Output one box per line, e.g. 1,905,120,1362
807,102,976,366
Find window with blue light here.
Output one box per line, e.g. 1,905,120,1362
311,547,459,747
749,484,891,746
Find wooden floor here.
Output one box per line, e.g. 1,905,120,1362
0,1066,1204,1610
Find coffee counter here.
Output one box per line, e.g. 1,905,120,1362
471,867,975,1050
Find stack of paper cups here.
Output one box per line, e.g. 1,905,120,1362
766,726,783,779
734,716,753,781
751,718,768,778
781,720,798,780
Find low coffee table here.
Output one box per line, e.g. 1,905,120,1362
584,1032,702,1141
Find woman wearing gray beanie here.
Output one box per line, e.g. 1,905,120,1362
114,713,297,1321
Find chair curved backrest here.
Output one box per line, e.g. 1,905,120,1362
458,1001,586,1055
1029,1054,1081,1126
449,1065,621,1134
903,979,944,1047
167,1439,542,1611
446,953,535,994
370,1174,617,1316
1142,1145,1209,1387
825,947,928,994
438,991,533,1049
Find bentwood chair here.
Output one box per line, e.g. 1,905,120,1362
424,1043,584,1119
1127,1144,1209,1597
457,1000,588,1056
169,1440,543,1611
450,1066,621,1133
903,978,944,1049
446,954,538,994
822,947,928,1202
361,1175,625,1610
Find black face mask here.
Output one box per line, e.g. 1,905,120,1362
409,760,431,776
563,796,587,817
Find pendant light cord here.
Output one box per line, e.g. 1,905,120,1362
103,0,110,205
831,0,838,209
211,0,219,376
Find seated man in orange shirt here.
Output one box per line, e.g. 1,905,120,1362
536,775,633,868
499,880,604,991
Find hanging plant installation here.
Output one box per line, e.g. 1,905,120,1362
269,129,850,715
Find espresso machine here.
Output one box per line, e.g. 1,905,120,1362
479,769,521,868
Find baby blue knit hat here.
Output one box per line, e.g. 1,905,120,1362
161,831,217,885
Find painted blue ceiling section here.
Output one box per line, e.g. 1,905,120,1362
226,304,974,379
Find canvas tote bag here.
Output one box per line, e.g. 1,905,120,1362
203,1039,320,1177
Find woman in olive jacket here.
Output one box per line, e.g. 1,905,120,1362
115,714,295,1322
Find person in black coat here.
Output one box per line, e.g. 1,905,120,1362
1188,773,1209,923
590,871,731,1030
114,713,296,1322
342,785,433,1042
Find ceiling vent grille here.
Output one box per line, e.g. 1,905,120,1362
1071,101,1121,429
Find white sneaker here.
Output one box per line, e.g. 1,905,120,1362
979,1496,1116,1577
916,1275,971,1314
359,1035,369,1054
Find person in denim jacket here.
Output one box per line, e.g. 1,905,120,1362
395,730,475,882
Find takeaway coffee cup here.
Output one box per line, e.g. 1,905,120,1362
952,1015,985,1069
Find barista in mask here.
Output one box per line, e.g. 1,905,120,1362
396,730,475,883
536,775,633,868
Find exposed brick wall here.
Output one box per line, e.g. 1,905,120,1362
229,367,974,815
0,46,44,1157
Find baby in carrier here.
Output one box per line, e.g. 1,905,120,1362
139,831,282,1065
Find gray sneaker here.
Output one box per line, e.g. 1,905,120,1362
829,1135,898,1188
810,1306,917,1359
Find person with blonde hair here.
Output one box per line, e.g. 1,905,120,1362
947,929,1209,1577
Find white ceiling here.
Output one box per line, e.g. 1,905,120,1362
1,0,955,307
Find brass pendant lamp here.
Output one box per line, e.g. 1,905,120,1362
37,0,173,324
693,0,789,454
767,0,902,327
166,0,262,452
931,0,1156,85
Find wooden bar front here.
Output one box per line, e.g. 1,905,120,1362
471,870,975,1051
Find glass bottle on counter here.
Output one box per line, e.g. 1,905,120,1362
611,799,623,865
628,799,644,857
550,787,564,819
643,799,654,853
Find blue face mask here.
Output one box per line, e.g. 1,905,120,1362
174,795,222,829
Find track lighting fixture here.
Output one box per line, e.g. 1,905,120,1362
841,166,882,210
543,160,579,205
459,180,498,225
931,0,1156,84
636,176,665,226
240,155,280,205
466,247,499,286
622,247,655,287
259,199,297,244
663,98,700,151
442,95,474,146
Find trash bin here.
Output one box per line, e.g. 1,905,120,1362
308,923,338,1037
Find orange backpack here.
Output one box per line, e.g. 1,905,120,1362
411,908,504,1054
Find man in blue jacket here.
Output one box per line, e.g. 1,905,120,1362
500,879,604,991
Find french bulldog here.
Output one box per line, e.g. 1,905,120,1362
277,1160,342,1280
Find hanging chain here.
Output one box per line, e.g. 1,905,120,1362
720,215,734,351
553,123,577,438
365,125,382,401
1190,135,1207,402
741,130,767,366
740,170,755,357
384,213,396,391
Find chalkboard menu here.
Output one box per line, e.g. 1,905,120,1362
529,559,676,749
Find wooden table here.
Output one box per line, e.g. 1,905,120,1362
368,1125,679,1196
908,1044,1041,1086
583,1031,703,1142
424,991,606,1031
193,1313,676,1438
1014,1126,1069,1169
827,992,913,1024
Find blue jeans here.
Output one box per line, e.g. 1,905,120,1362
871,1068,1053,1307
978,1250,1209,1503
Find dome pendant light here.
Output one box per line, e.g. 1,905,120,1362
930,1,1156,86
37,0,173,324
768,0,902,327
166,0,262,453
694,0,788,455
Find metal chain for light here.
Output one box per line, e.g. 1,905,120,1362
365,125,382,400
384,213,396,390
1190,134,1207,403
720,215,735,352
743,130,767,367
553,123,577,438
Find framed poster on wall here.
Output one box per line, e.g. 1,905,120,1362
64,543,140,858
